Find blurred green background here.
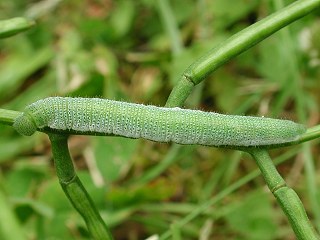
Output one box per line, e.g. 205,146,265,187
0,0,320,239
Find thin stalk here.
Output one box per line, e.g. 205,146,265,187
130,144,183,185
303,143,320,232
248,149,319,240
272,0,320,231
130,144,196,186
299,125,320,143
0,109,21,126
0,17,35,39
156,0,183,56
171,222,182,240
159,149,301,239
49,134,113,240
200,151,241,202
165,0,320,107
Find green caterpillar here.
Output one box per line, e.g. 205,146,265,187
13,97,306,147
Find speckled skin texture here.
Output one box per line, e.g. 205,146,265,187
13,97,306,146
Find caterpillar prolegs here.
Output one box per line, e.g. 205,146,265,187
13,97,306,147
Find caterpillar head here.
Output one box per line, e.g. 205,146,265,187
13,113,37,136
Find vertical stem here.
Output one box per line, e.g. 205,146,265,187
49,134,75,183
165,75,194,107
156,0,183,56
249,149,319,240
271,0,320,231
0,17,35,39
159,149,302,240
303,143,320,232
49,134,113,240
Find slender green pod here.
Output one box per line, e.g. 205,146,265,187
60,176,114,240
49,134,113,240
165,0,320,107
274,187,319,240
13,97,306,147
0,17,35,39
249,149,320,240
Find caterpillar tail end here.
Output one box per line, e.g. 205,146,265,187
13,113,37,136
296,123,307,137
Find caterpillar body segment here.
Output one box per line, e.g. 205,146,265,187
13,97,306,147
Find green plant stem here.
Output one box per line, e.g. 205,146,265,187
130,144,182,185
303,142,320,232
159,149,300,239
300,125,320,143
0,109,21,126
165,0,320,107
0,17,35,39
272,0,320,230
156,0,183,56
248,149,319,240
48,134,113,240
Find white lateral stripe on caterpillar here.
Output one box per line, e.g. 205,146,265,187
13,97,306,146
